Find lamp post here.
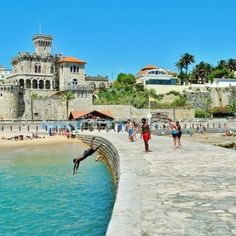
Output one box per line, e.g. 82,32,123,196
147,98,152,126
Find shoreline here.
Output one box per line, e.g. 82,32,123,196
0,133,84,148
180,132,236,146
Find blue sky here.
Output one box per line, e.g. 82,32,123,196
1,0,236,79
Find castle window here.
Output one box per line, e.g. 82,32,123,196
32,79,38,89
35,64,42,73
19,79,24,88
73,79,78,85
39,80,44,89
46,80,51,89
26,79,31,89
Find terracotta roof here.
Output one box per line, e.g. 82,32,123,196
59,56,86,64
69,110,114,120
141,64,159,70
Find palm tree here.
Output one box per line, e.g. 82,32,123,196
175,58,185,85
181,53,195,74
216,60,228,70
227,59,236,72
192,61,213,84
63,91,74,119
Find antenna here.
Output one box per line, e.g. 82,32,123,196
39,21,42,34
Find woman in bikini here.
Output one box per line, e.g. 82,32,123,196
167,118,179,148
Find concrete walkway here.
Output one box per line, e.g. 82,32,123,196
84,131,236,236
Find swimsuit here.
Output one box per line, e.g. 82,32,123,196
83,148,95,158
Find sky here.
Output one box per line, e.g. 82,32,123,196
1,0,236,80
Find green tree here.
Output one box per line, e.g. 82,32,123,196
216,60,228,70
227,58,236,73
209,68,233,82
192,61,213,84
62,91,75,119
176,53,195,84
175,59,185,85
181,53,195,82
226,99,236,116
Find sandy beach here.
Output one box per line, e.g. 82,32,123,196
182,132,236,146
0,132,84,148
0,131,235,149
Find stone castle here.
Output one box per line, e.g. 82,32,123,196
0,34,109,120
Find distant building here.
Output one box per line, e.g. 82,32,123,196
85,75,109,91
213,78,236,87
0,65,11,81
59,56,86,91
0,33,110,120
136,64,177,86
7,34,109,91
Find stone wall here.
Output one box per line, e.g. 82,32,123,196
77,134,119,183
22,92,93,120
92,104,195,121
186,86,235,109
0,85,19,119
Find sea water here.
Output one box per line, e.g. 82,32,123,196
0,142,116,236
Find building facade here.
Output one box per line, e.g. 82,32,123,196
0,34,111,120
0,65,11,81
136,64,177,86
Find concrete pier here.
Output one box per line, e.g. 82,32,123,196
79,131,236,236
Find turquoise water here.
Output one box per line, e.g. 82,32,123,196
0,142,116,236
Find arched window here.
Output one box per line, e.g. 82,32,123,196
73,65,76,73
89,82,96,92
19,79,24,88
99,82,106,89
73,79,78,86
77,66,79,73
46,80,51,89
39,80,44,89
32,79,38,89
70,66,73,72
26,79,31,89
34,64,41,73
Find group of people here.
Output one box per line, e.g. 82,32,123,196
167,119,182,148
72,118,183,175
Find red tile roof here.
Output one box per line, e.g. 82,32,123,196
59,56,86,64
69,110,114,120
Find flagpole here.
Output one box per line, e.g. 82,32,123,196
148,97,151,126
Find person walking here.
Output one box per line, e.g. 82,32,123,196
167,118,179,148
140,118,151,152
176,121,182,146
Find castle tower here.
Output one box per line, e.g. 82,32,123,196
33,34,53,55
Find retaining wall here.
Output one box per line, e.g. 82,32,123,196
77,134,142,236
77,134,120,184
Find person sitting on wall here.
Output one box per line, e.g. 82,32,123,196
73,137,102,175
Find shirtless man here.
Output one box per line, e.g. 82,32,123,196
73,137,102,175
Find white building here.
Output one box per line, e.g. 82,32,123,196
136,64,186,94
136,64,177,86
0,65,11,81
59,56,86,91
213,78,236,87
6,34,109,92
